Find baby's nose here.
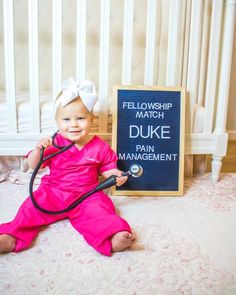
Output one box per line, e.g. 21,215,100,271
71,119,79,126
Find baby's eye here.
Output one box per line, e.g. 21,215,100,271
77,117,85,120
62,118,70,122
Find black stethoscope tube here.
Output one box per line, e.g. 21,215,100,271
29,132,120,215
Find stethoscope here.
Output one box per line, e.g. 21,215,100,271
29,131,143,215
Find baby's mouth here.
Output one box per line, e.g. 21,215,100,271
69,130,82,134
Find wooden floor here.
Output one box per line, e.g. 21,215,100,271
206,141,236,173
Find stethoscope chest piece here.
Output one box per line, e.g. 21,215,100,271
129,164,143,177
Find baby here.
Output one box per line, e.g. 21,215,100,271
0,77,135,256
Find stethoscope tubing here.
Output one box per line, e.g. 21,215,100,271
29,132,91,215
29,132,137,215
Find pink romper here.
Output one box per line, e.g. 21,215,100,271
0,134,131,256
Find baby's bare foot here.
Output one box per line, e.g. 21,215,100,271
111,231,135,252
0,234,16,253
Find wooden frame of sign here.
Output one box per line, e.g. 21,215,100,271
112,85,185,196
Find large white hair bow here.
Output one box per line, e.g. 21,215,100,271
54,77,98,114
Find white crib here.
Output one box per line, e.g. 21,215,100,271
0,0,235,182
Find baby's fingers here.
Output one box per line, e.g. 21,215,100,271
116,175,128,186
36,138,52,149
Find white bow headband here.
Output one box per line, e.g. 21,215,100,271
54,77,98,114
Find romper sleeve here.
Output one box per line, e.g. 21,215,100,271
97,142,118,174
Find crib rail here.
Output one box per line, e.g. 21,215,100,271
0,0,235,182
2,0,17,132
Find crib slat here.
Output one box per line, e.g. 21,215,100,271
166,0,182,86
76,0,86,82
28,0,40,133
197,0,211,106
98,0,110,133
52,0,62,99
215,0,236,133
204,0,223,133
144,0,157,86
3,0,17,133
122,0,134,85
181,0,191,87
186,0,203,133
211,0,236,182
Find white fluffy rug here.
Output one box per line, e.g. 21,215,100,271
0,173,236,295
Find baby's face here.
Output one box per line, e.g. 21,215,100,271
55,97,93,144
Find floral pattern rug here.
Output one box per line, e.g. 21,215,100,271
0,173,236,295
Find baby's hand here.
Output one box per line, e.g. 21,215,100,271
36,137,53,150
116,170,128,187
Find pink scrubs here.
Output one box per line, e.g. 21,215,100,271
0,134,131,256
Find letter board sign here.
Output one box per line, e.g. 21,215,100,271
112,85,185,196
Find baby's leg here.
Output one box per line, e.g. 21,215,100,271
0,234,16,253
0,192,66,252
69,192,132,256
111,231,135,252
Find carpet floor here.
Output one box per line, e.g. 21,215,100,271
0,173,236,295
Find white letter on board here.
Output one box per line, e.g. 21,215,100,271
161,126,170,139
129,125,139,138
